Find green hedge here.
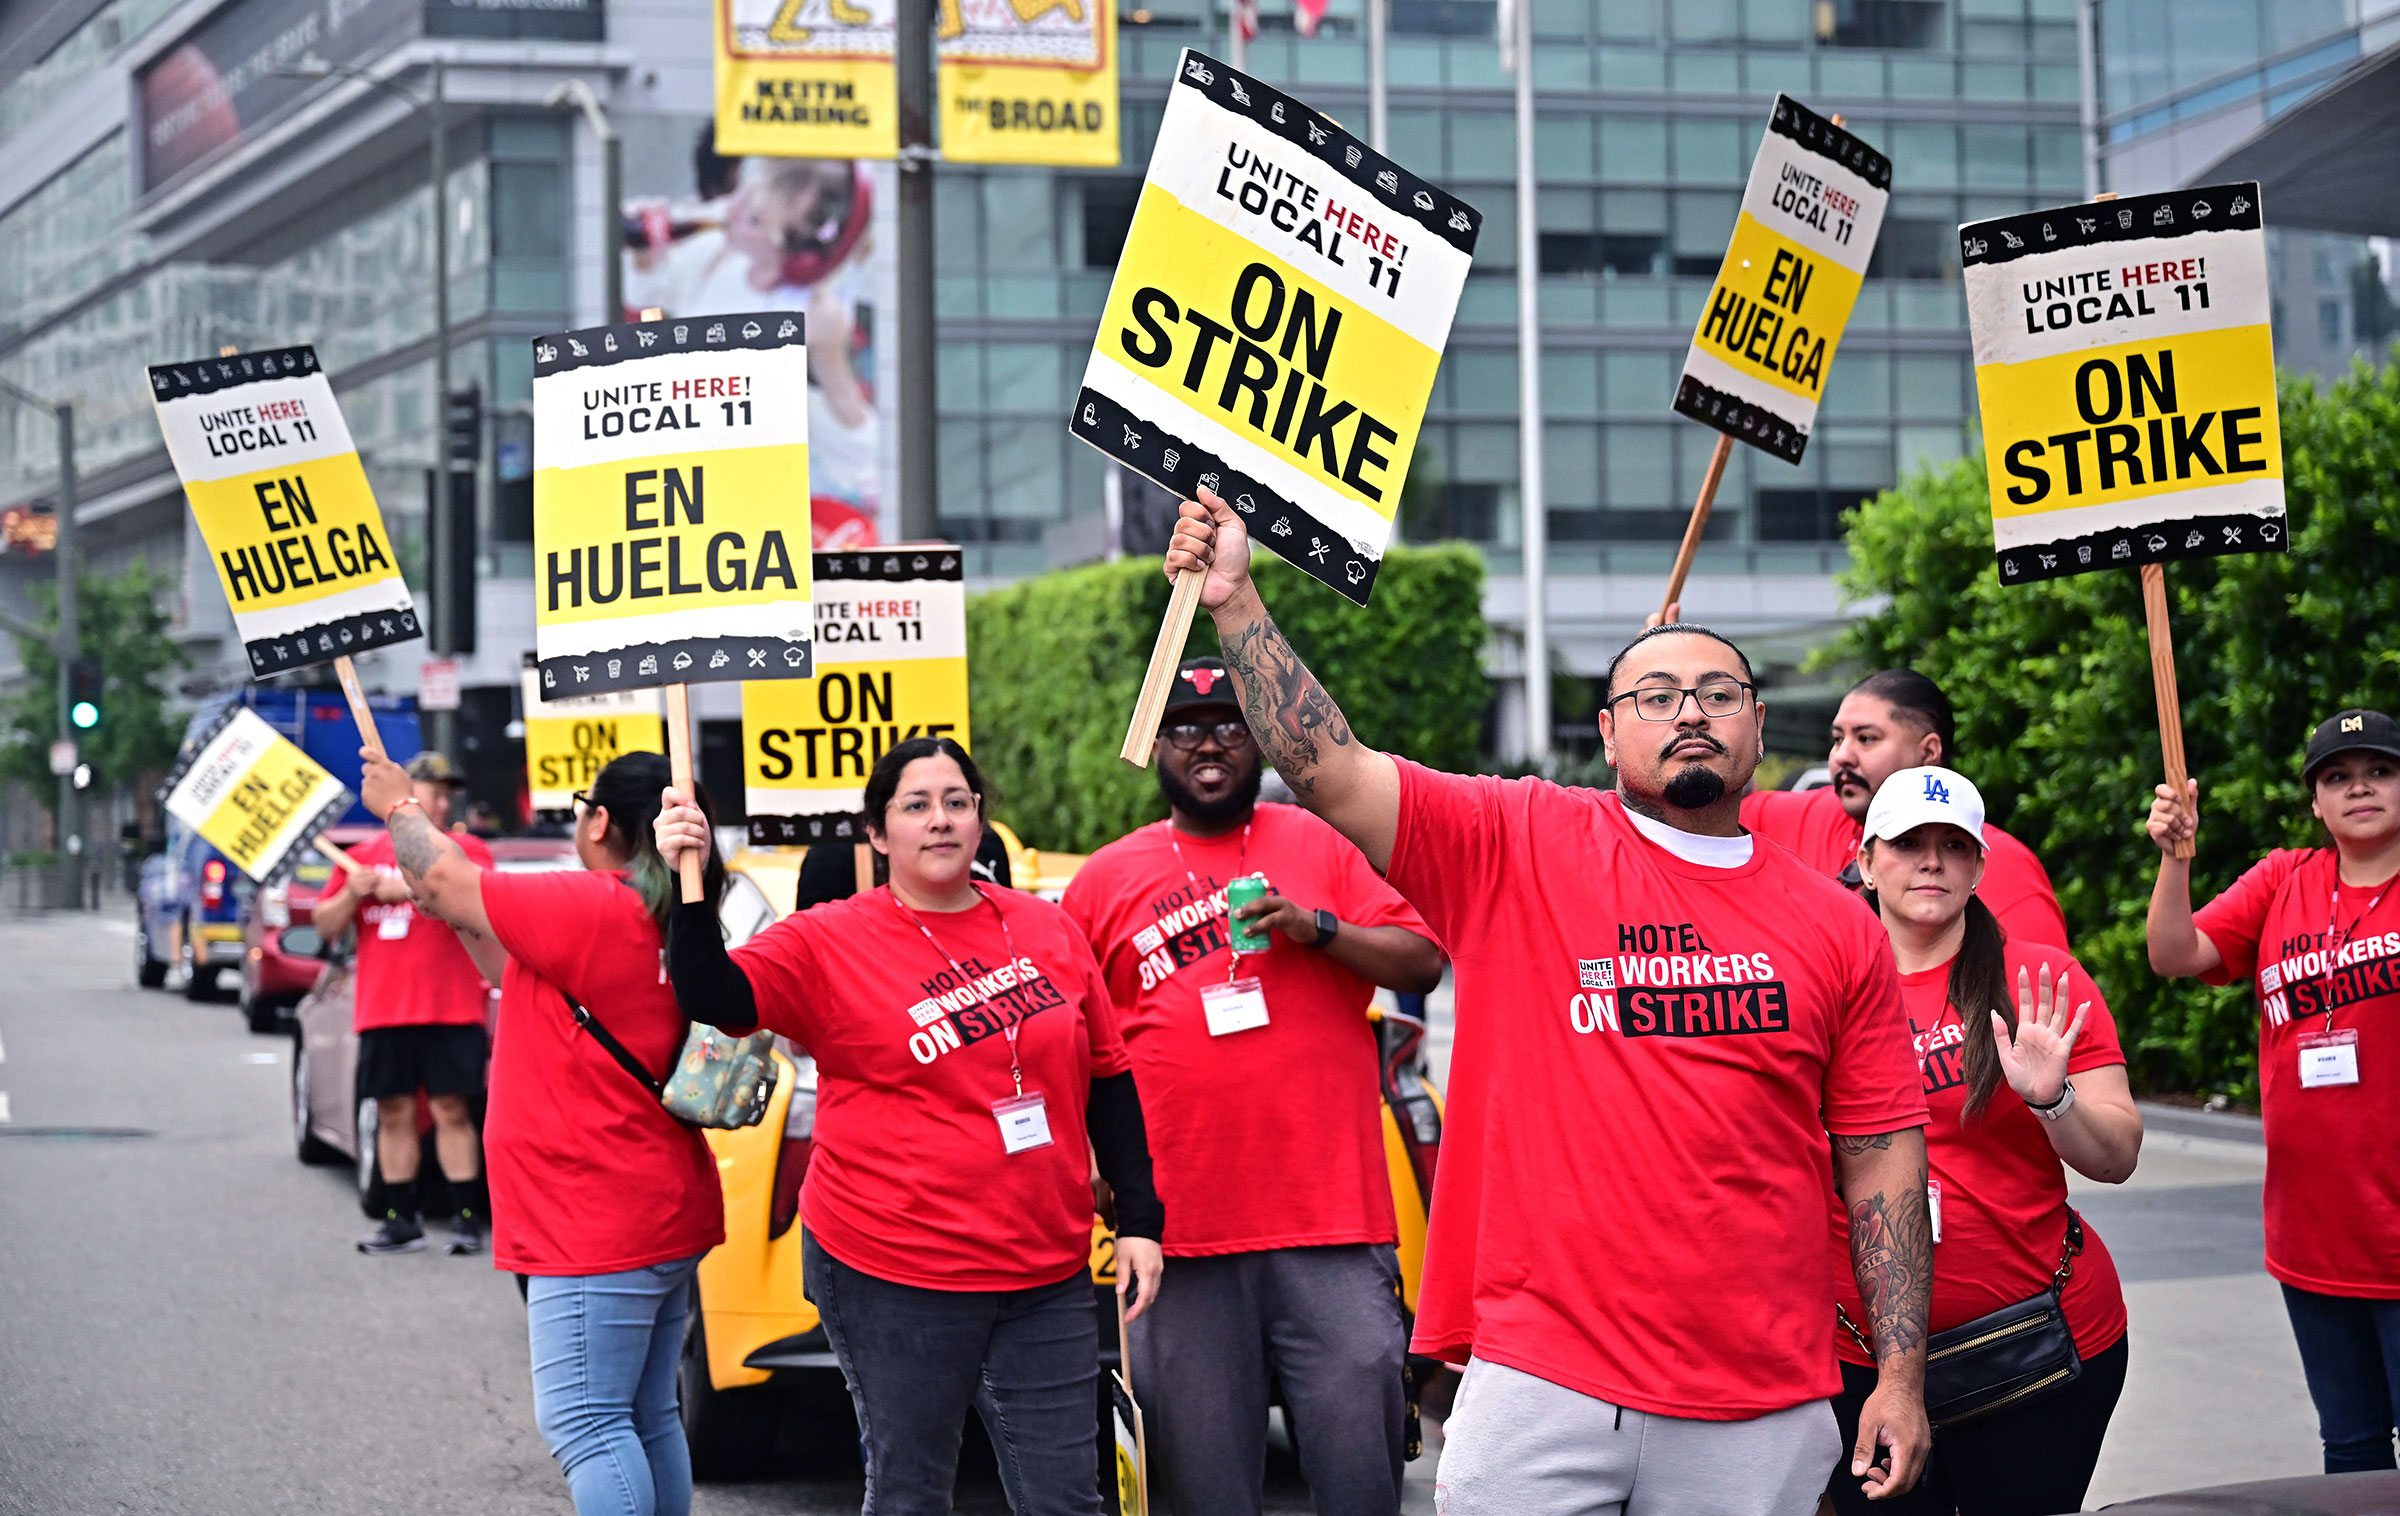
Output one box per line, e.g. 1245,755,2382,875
1829,354,2400,1097
968,545,1487,856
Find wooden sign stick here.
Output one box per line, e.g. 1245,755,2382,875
665,682,704,902
2141,563,2197,860
1118,567,1206,768
853,841,876,894
1658,434,1732,625
332,655,388,762
316,836,366,875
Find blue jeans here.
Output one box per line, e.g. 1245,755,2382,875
804,1231,1103,1516
2281,1284,2400,1472
527,1253,705,1516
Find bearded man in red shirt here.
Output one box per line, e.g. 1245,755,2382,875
1741,669,2070,949
1162,493,1934,1516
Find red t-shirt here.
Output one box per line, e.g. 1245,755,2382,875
478,869,725,1276
2195,849,2400,1298
732,884,1132,1292
1742,786,2071,952
349,831,495,1032
1832,939,2127,1363
1062,804,1434,1256
1388,762,1928,1419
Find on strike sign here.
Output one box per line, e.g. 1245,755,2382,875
1964,183,2284,583
744,548,969,845
521,655,665,813
1674,97,1889,464
149,347,421,676
160,707,352,885
532,313,813,696
1071,50,1478,606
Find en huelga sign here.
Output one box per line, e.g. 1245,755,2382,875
531,312,814,696
1963,182,2284,583
1071,50,1478,606
159,707,352,885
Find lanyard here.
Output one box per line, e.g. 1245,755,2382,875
891,885,1030,1095
2321,874,2397,1032
1165,819,1253,980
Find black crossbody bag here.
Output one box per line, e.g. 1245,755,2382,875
1841,1208,2085,1429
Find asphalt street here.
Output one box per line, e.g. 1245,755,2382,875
0,909,2324,1513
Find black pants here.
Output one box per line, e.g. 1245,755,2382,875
802,1232,1102,1516
1825,1336,2128,1516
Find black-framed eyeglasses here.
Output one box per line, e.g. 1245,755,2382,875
570,789,593,814
1605,680,1756,723
1160,719,1253,751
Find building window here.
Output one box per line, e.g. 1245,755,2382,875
1080,178,1142,268
2318,298,2345,347
1814,0,1946,50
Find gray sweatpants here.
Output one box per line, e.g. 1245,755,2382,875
1127,1242,1406,1516
1433,1357,1841,1516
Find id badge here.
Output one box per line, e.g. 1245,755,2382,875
1927,1178,1943,1245
992,1093,1054,1155
1202,977,1272,1037
2298,1029,2360,1088
376,910,411,941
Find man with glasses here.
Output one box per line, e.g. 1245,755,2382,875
313,752,496,1256
1063,656,1444,1516
1157,495,1934,1516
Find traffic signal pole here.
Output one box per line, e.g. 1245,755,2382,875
54,403,80,908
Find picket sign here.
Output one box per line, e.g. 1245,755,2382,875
1660,105,1888,621
1112,1290,1148,1516
532,305,816,902
1962,181,2286,862
159,707,354,886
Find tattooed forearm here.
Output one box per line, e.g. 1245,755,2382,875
1218,609,1353,798
1848,1178,1932,1368
1833,1132,1895,1154
387,807,465,889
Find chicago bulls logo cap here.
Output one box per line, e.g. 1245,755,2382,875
1163,657,1241,717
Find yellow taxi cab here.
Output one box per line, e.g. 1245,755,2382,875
681,823,1446,1480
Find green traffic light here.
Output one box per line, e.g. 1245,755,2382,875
70,701,98,729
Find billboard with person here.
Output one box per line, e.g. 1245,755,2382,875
622,118,896,549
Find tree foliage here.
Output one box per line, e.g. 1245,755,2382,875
968,545,1488,856
1829,355,2400,1095
1,562,190,807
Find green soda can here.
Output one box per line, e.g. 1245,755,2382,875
1225,873,1272,954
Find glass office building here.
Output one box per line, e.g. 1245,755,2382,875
2093,0,2399,379
0,0,2088,781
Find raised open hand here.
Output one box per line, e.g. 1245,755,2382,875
1990,961,2089,1110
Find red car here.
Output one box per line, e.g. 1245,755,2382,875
238,824,380,1034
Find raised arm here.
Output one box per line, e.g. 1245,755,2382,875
2144,779,2223,978
357,751,498,964
1166,492,1401,871
1832,1127,1933,1502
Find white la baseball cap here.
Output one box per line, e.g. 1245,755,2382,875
1864,766,1987,850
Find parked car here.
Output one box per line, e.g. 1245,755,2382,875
134,825,250,1001
237,824,378,1034
287,835,579,1210
676,839,1448,1482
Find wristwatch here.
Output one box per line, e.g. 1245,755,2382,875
2030,1078,2077,1121
1311,908,1339,949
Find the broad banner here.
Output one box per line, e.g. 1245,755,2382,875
522,654,667,813
149,346,422,677
1071,50,1479,606
743,547,968,844
938,0,1118,167
160,706,352,885
1964,183,2284,584
532,312,814,696
1674,97,1889,464
715,0,898,159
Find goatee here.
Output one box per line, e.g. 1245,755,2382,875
1159,755,1263,829
1662,766,1728,810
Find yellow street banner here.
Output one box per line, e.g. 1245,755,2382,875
148,346,422,678
522,656,666,812
1674,96,1888,465
716,0,898,159
1963,182,2285,584
532,312,813,696
1072,50,1479,606
939,0,1117,167
744,547,967,844
160,707,351,885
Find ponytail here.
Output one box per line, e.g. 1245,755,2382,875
587,750,726,946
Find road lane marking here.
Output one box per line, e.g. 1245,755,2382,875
0,1092,11,1123
242,1052,279,1064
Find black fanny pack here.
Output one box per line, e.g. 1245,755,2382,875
1843,1208,2085,1429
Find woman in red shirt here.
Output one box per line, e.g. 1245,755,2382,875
2148,709,2400,1473
654,735,1165,1516
1828,766,2144,1516
359,748,725,1516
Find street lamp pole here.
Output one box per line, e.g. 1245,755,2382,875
545,80,623,321
0,377,80,906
